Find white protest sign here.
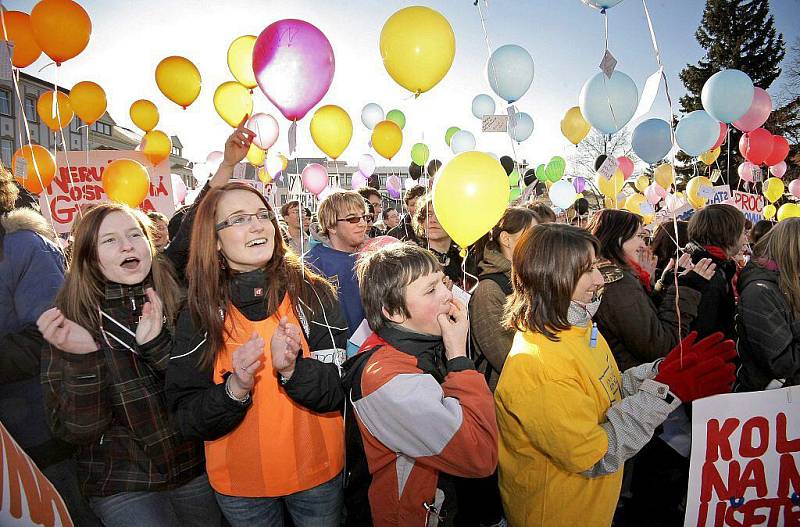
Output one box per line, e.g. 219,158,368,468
710,185,732,205
597,156,620,181
733,191,765,223
482,115,509,132
684,386,800,527
698,185,716,200
38,150,174,234
599,49,617,79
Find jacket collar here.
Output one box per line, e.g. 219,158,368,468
229,267,282,320
376,325,447,382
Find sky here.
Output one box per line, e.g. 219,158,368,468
9,0,800,171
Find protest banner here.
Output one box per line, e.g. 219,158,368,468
684,386,800,527
732,191,765,223
710,185,732,205
0,422,73,527
37,151,175,234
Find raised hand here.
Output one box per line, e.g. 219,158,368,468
229,332,265,397
437,299,469,360
135,288,164,345
638,248,658,278
684,257,717,281
222,116,256,169
271,316,303,380
37,308,99,355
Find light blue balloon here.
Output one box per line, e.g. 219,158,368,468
487,45,534,104
701,69,754,124
582,0,624,9
579,70,639,134
508,112,534,142
472,94,496,119
675,110,719,157
632,118,672,164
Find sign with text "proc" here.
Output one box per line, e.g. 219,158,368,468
684,386,800,527
733,191,765,224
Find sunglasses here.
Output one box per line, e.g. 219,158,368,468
336,214,373,224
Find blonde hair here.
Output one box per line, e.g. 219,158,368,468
317,190,366,237
753,218,800,317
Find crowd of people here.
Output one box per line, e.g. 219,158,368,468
1,122,798,527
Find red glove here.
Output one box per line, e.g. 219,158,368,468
655,356,735,403
660,331,736,372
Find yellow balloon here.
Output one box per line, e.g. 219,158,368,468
371,120,403,160
763,204,776,220
155,56,201,109
279,154,289,171
12,144,56,194
777,203,800,222
130,100,159,132
246,143,266,167
560,106,591,145
102,159,150,208
310,105,353,160
654,163,675,189
69,81,106,125
379,6,455,95
686,176,713,210
227,35,257,90
624,193,654,224
763,177,785,204
699,147,721,166
213,82,253,128
433,152,509,247
37,91,73,131
635,175,650,193
141,130,172,166
257,167,272,185
596,172,625,197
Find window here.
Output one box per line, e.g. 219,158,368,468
25,97,37,122
171,146,181,157
1,138,13,169
92,121,111,135
70,119,82,133
0,89,11,116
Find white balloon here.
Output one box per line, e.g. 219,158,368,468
265,155,283,177
450,130,476,154
548,180,578,209
358,154,376,176
361,103,384,130
508,112,534,142
471,94,496,120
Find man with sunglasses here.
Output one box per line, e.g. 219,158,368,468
305,190,370,338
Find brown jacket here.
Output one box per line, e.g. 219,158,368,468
595,268,702,371
468,244,513,390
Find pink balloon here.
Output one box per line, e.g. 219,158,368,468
170,174,188,204
206,151,223,165
738,161,757,182
301,163,329,196
712,122,728,150
358,154,376,177
617,156,634,179
246,113,280,150
733,87,772,132
789,179,800,199
769,161,787,178
351,171,368,190
253,19,335,121
358,236,400,261
645,182,668,205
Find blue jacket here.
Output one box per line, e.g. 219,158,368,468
0,208,66,463
304,240,364,338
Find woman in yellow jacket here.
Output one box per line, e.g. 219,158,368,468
495,224,737,527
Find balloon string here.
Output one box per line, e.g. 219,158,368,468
294,154,305,281
52,74,81,220
726,126,732,187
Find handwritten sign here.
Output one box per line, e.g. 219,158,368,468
684,386,800,527
597,156,620,181
37,151,174,234
482,115,509,132
733,191,765,223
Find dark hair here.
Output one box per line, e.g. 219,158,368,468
0,166,19,214
356,242,440,331
526,201,557,223
504,224,600,341
588,209,642,267
404,185,426,206
357,187,381,202
382,207,397,221
750,219,773,245
688,204,746,255
651,220,688,274
473,207,537,265
280,199,299,218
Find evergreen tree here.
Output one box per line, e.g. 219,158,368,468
678,0,786,187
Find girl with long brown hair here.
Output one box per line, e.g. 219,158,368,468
165,176,348,526
37,203,221,527
737,217,800,391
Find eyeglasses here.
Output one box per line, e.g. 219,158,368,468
636,232,653,245
336,214,373,224
216,210,275,231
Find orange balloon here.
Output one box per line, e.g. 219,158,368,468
30,0,91,66
129,100,159,132
12,144,56,194
37,90,73,131
1,11,42,68
102,159,150,208
141,130,172,166
155,56,201,109
69,81,106,125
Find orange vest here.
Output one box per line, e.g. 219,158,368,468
205,294,344,497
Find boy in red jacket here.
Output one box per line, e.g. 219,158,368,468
341,243,498,527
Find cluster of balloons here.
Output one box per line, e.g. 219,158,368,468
34,80,107,136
